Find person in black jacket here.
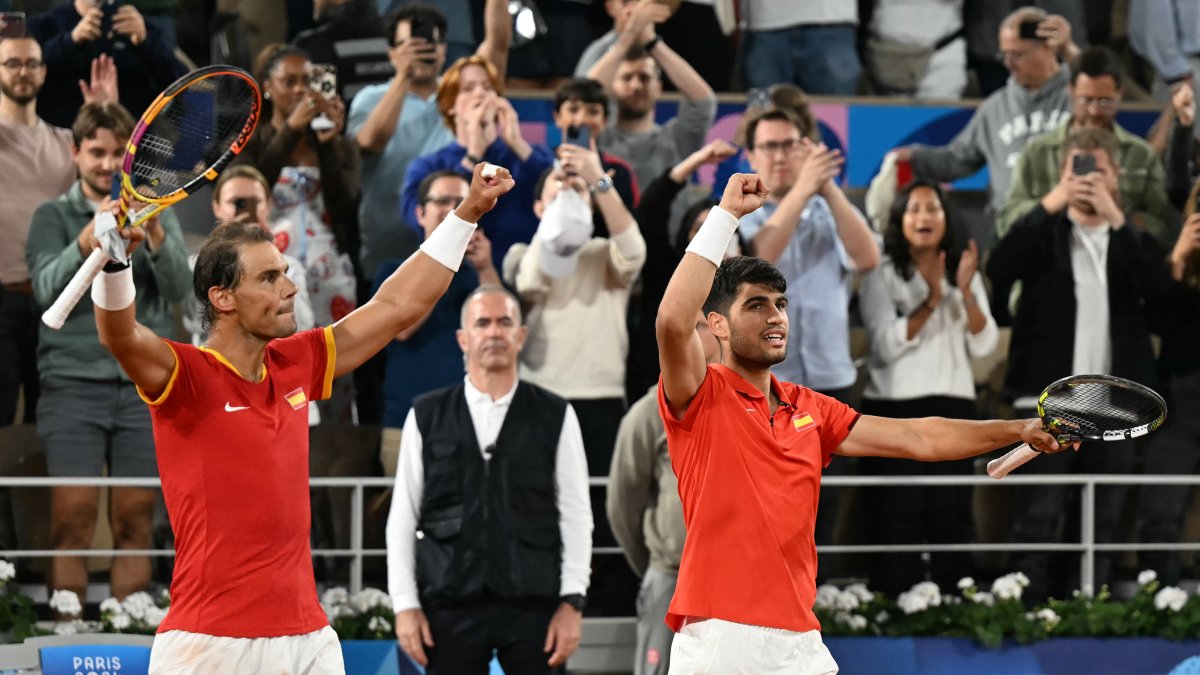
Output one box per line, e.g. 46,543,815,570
988,127,1172,602
1137,187,1200,585
624,138,742,400
28,0,185,128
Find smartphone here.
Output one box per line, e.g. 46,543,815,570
232,197,259,222
90,0,121,38
1072,153,1097,176
565,125,590,148
1018,20,1042,41
0,12,25,38
310,64,337,101
409,16,441,63
310,64,337,132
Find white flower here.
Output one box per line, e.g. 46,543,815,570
972,591,995,607
110,613,132,630
49,589,82,617
897,591,928,615
122,592,156,621
144,606,168,627
321,587,350,608
1138,570,1158,586
845,583,874,604
1155,586,1188,613
991,574,1025,601
875,610,890,624
330,604,355,620
834,591,860,611
53,620,81,635
0,559,15,583
99,598,122,615
367,615,391,633
896,581,944,615
814,584,840,610
1036,608,1061,628
351,588,392,613
840,613,867,630
957,577,975,590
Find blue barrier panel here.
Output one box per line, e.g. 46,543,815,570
509,97,1160,191
825,637,1200,674
40,644,151,675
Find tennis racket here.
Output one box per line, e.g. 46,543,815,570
41,65,261,329
987,374,1167,479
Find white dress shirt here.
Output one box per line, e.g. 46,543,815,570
386,376,593,612
859,257,999,401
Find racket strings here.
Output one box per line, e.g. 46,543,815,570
1042,382,1164,433
128,73,258,200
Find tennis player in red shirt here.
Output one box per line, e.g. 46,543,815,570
655,173,1067,674
89,163,514,674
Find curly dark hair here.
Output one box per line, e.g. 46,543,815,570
883,180,961,286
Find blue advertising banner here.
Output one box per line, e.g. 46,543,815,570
40,644,151,675
509,96,1161,191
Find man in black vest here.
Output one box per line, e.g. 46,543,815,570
386,284,593,673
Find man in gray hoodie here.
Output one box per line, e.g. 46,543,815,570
891,7,1078,217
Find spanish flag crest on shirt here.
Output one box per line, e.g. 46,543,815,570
285,387,307,411
792,412,815,432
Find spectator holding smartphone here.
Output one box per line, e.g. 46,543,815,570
350,1,508,283
987,128,1172,602
998,47,1175,247
234,43,361,425
28,0,186,128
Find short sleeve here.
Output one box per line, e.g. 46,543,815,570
656,365,719,436
813,392,861,466
137,340,184,407
273,327,337,402
313,327,336,401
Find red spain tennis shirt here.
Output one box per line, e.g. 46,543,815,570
658,364,860,633
139,328,335,637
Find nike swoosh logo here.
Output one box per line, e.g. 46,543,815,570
224,403,250,412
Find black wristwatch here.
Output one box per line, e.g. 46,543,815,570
560,593,586,612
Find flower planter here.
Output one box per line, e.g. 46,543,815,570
825,637,1200,675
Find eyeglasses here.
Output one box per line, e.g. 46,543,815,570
1,59,45,73
423,195,464,208
995,50,1029,64
753,139,800,156
1075,96,1117,110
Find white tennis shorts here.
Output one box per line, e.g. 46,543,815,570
668,618,839,675
148,625,344,674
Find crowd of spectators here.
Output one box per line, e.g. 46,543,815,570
1,0,1200,672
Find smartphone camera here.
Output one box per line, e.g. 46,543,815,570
232,197,258,221
1018,20,1043,41
0,12,26,38
1072,153,1097,176
409,17,440,64
309,64,337,132
565,125,590,149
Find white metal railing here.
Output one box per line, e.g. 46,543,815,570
3,474,1200,599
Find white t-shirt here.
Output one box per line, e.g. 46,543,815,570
745,0,857,31
1070,220,1112,376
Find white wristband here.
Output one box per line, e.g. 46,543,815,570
685,206,739,266
91,265,135,311
419,212,477,271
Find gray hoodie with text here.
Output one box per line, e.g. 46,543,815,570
910,65,1073,213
